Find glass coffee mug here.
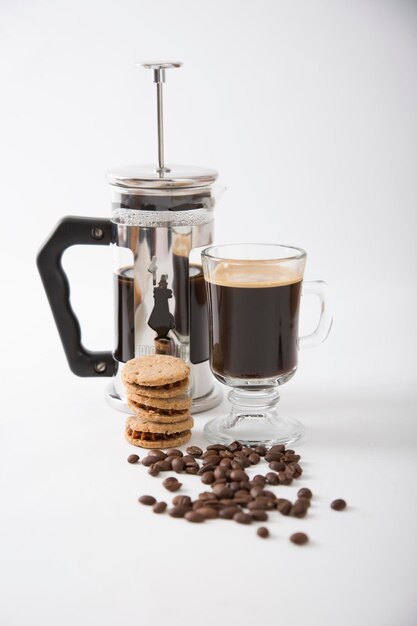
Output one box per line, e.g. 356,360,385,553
202,243,332,446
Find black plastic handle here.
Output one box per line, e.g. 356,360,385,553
37,216,116,377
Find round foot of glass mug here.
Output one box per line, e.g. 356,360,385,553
204,387,305,447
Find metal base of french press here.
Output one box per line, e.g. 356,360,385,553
105,360,223,415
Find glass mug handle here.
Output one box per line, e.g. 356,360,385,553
298,280,333,349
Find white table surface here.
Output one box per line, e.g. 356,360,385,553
1,373,416,626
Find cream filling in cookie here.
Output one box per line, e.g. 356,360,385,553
126,427,191,442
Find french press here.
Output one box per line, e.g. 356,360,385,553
37,62,223,413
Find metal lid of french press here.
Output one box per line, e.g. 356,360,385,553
107,62,218,191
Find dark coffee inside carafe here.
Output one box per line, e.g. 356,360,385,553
173,251,209,364
114,267,135,362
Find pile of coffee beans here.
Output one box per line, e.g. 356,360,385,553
131,441,347,543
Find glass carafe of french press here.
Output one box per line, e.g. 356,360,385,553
37,62,223,413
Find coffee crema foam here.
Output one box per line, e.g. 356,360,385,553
207,261,303,288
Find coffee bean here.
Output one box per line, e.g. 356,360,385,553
198,463,217,474
202,455,221,466
153,501,167,514
155,460,172,472
166,448,183,457
212,485,233,499
199,491,217,501
138,495,156,506
265,452,283,463
219,458,233,468
148,450,167,461
227,441,242,452
169,506,188,518
230,469,248,482
235,456,251,468
233,512,252,525
229,481,241,492
202,450,219,459
148,464,160,477
261,490,276,500
141,455,156,467
172,495,192,508
254,497,275,510
252,475,266,486
182,455,198,465
219,506,240,519
291,500,308,518
290,532,309,545
171,457,185,473
186,446,203,457
288,463,302,478
248,453,260,465
163,477,182,492
207,443,226,451
278,471,292,485
269,444,286,454
248,500,267,511
277,499,292,515
185,511,205,523
331,499,347,511
285,454,301,463
269,461,286,472
265,472,279,485
254,445,267,456
241,447,253,456
297,496,311,508
257,527,269,538
127,454,140,464
198,507,219,519
234,494,252,506
219,450,234,459
201,471,215,485
214,467,227,479
251,510,268,522
186,466,199,475
250,486,264,498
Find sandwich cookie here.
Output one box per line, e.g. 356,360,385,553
123,355,190,389
125,414,194,449
124,378,189,399
127,393,192,424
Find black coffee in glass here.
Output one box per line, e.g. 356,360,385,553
206,263,302,380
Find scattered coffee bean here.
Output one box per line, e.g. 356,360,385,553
227,441,242,452
153,501,167,514
172,495,192,508
265,452,283,463
163,477,182,492
277,499,292,515
265,472,279,485
219,506,240,519
269,444,286,454
166,448,183,457
171,457,185,473
201,471,215,485
290,532,309,545
169,506,188,518
251,510,268,522
141,455,156,467
154,459,172,472
198,507,219,519
148,464,160,477
148,450,167,461
186,466,199,475
138,495,156,506
127,454,139,464
269,461,286,472
297,488,312,500
252,475,266,486
257,526,269,538
291,500,308,518
185,511,205,523
229,469,248,482
331,499,347,511
248,453,261,465
233,512,252,525
250,486,264,498
186,446,203,457
254,445,267,456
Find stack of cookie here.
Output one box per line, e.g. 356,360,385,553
122,355,194,449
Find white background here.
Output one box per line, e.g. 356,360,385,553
1,1,416,625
